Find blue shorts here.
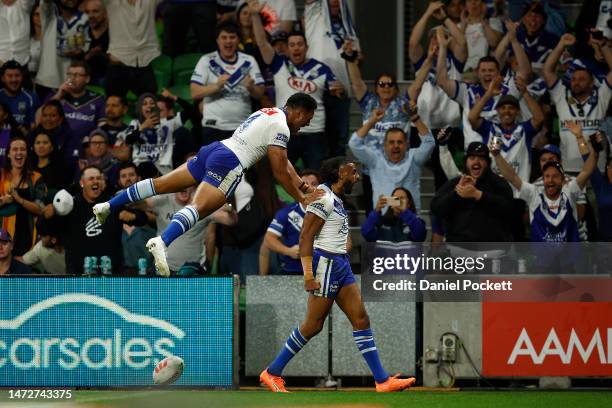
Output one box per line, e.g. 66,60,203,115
312,249,355,298
187,141,243,198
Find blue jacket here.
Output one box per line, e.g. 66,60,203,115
361,209,427,243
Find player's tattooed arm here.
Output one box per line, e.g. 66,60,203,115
299,212,325,291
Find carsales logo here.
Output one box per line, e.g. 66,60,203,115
287,77,317,93
0,294,184,370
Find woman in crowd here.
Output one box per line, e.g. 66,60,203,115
361,187,427,243
31,130,66,199
0,102,22,168
0,137,46,256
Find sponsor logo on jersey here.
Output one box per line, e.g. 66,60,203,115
287,77,318,93
274,133,289,144
207,170,223,182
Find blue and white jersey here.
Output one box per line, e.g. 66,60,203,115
0,88,39,127
476,118,537,194
516,29,559,71
358,91,410,150
119,115,183,172
267,202,306,273
307,184,349,254
222,107,290,169
520,179,581,242
414,51,464,129
191,51,264,131
54,6,90,57
452,78,521,148
549,78,612,173
269,54,336,133
502,69,547,120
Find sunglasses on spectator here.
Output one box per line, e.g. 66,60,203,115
377,81,396,88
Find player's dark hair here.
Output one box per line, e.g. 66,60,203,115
299,168,322,184
216,21,240,38
287,31,308,45
285,92,317,112
477,56,500,71
69,59,91,76
383,127,408,142
320,156,351,185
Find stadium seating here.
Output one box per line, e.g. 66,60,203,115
151,54,173,90
172,53,201,86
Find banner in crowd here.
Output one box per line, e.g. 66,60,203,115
482,302,612,376
0,277,234,387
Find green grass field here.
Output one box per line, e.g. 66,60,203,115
2,390,610,408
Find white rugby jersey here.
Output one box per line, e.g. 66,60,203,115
453,77,521,148
416,52,464,129
549,79,611,173
307,184,349,254
191,51,264,131
222,107,290,169
269,54,336,133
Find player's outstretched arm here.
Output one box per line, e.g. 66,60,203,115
299,212,325,291
268,146,324,205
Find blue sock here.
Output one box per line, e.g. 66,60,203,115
160,205,199,247
353,328,388,383
268,327,308,376
108,179,156,210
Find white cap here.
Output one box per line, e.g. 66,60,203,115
53,189,74,216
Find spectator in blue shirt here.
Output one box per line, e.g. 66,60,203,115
348,105,435,213
260,169,321,275
0,60,40,136
516,2,559,72
361,187,426,243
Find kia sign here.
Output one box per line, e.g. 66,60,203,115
483,302,612,376
0,277,234,387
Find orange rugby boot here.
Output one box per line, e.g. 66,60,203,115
260,368,289,393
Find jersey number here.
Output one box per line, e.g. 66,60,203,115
260,108,278,116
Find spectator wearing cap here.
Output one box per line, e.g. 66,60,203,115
47,60,106,140
80,129,119,188
0,60,40,135
0,229,33,275
0,0,35,67
103,0,163,98
19,217,66,274
468,75,543,191
0,137,46,256
493,124,597,242
431,142,514,242
516,2,559,72
543,32,612,173
348,107,435,213
304,0,362,156
361,187,427,243
436,28,525,148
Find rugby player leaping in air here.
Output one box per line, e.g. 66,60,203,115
93,93,323,276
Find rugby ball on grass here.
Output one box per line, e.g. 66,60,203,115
153,356,184,385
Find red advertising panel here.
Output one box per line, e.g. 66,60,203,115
483,302,612,376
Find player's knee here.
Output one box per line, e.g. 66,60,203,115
352,313,370,331
300,320,324,339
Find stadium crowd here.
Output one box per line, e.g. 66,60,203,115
0,0,610,277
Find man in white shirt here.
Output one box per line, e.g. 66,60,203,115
0,0,34,67
250,0,343,169
102,0,162,98
190,21,265,145
542,33,612,173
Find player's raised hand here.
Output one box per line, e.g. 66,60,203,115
304,277,321,292
560,33,576,48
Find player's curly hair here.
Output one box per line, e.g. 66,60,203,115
286,92,317,112
320,156,351,185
